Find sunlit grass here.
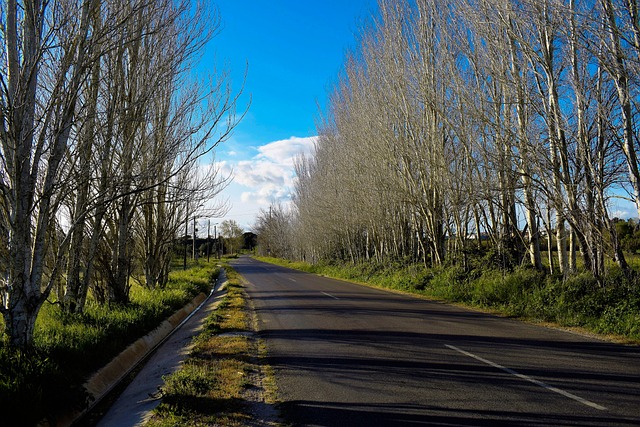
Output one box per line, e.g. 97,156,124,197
32,262,219,372
0,260,220,425
148,264,279,426
624,253,640,270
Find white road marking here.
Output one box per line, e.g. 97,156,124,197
321,291,339,300
445,344,607,411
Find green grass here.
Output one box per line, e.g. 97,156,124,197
0,260,220,426
256,256,640,343
148,265,279,426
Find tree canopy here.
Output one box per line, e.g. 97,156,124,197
257,0,640,282
0,0,240,348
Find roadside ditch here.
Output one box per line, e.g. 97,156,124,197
50,271,228,426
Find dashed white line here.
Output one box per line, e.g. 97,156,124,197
445,344,607,411
321,291,339,300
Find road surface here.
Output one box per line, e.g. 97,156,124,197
232,256,640,426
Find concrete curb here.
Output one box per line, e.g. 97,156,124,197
84,292,207,399
47,271,228,427
97,271,230,426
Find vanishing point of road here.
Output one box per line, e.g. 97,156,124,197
232,256,640,426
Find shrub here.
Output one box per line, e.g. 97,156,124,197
557,272,602,323
597,301,640,337
1,262,219,425
0,345,88,426
428,266,470,301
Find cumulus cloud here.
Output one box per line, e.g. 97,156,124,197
232,159,290,188
224,136,317,208
256,136,317,167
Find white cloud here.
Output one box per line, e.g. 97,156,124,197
232,137,317,205
611,208,638,220
240,184,293,207
216,136,316,229
609,198,638,220
232,159,290,188
256,136,317,167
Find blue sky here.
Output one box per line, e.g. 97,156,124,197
200,1,376,231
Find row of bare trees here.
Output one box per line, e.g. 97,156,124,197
1,0,239,348
268,0,640,280
254,204,296,259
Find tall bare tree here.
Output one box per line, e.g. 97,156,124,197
1,0,242,345
0,0,101,347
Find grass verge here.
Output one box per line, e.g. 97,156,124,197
0,260,219,426
256,256,640,344
147,264,281,427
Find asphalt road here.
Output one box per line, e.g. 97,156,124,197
232,256,640,426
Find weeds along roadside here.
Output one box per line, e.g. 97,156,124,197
0,260,220,426
255,256,640,344
146,264,280,427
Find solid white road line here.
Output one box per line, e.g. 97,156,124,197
321,291,339,300
445,344,607,411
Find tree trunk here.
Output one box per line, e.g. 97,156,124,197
2,0,92,347
64,50,100,313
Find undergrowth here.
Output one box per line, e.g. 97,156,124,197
0,261,219,426
257,256,640,342
148,265,260,426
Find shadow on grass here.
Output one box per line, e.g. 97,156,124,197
157,395,245,417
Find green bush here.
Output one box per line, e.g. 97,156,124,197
476,268,544,312
557,272,602,323
596,301,640,336
528,279,560,320
427,266,470,301
0,346,88,426
0,262,219,425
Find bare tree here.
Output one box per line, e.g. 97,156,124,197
1,0,101,347
1,0,241,345
279,0,640,284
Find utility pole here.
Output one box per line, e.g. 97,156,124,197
214,224,218,259
183,211,188,270
207,219,211,262
193,217,198,260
